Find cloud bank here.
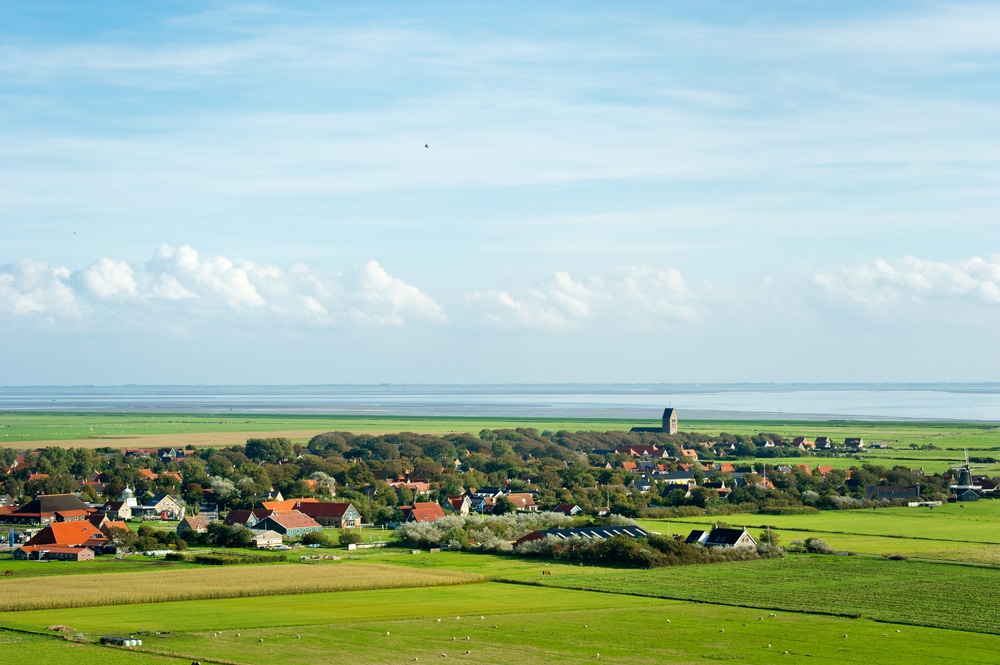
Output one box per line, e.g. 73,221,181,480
0,245,446,329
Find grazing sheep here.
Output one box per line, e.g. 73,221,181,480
769,613,776,617
386,632,391,636
665,620,670,623
782,651,789,655
296,635,301,639
258,639,264,643
719,629,725,633
766,644,771,648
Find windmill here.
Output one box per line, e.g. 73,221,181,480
949,449,982,500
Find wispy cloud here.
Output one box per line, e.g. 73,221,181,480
467,265,699,330
813,254,1000,307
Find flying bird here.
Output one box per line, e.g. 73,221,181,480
425,144,429,148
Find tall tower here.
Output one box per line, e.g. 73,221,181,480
662,408,678,435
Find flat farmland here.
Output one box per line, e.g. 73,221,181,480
0,561,479,611
0,412,635,447
4,582,1000,665
645,501,1000,544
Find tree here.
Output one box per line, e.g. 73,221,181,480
493,496,515,515
338,529,362,547
245,437,294,463
106,526,138,556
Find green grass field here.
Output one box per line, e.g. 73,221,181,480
5,579,1000,665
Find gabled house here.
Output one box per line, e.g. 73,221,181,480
224,509,271,528
250,530,283,549
815,436,833,449
845,438,865,449
506,493,538,512
444,495,472,515
140,493,185,521
554,504,583,516
294,501,362,528
702,527,757,550
1,494,95,525
253,510,323,538
177,516,210,536
401,502,446,523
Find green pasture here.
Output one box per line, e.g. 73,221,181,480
633,501,1000,562
4,581,1000,665
1,412,998,449
0,630,191,665
0,412,636,445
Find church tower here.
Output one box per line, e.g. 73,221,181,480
662,408,678,435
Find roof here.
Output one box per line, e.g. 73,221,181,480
259,510,322,530
685,529,707,544
703,527,754,547
224,509,271,526
294,501,357,519
10,494,94,518
507,493,536,508
26,521,107,547
403,502,446,523
138,469,158,481
260,498,317,511
515,526,648,547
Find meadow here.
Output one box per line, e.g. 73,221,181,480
5,578,1000,665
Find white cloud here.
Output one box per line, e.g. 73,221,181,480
468,265,698,330
813,254,1000,307
0,259,81,319
0,246,445,329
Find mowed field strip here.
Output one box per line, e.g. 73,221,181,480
0,562,480,612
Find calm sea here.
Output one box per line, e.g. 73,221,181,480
0,384,998,421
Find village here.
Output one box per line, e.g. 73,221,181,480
0,410,990,563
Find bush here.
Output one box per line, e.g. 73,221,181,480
338,529,362,547
805,538,837,555
302,531,331,546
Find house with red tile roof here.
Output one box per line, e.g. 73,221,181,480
252,510,323,538
24,520,108,551
506,493,538,512
401,502,446,523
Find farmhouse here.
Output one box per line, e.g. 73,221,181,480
506,493,538,512
514,525,649,547
14,545,96,561
401,502,446,523
554,504,583,516
253,510,323,538
294,501,362,528
250,530,284,549
139,493,186,521
1,494,95,525
701,527,757,550
444,495,472,515
224,509,271,528
177,515,210,536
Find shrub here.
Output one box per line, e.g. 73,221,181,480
805,538,837,555
338,529,362,547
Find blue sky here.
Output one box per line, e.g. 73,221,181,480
1,1,998,384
